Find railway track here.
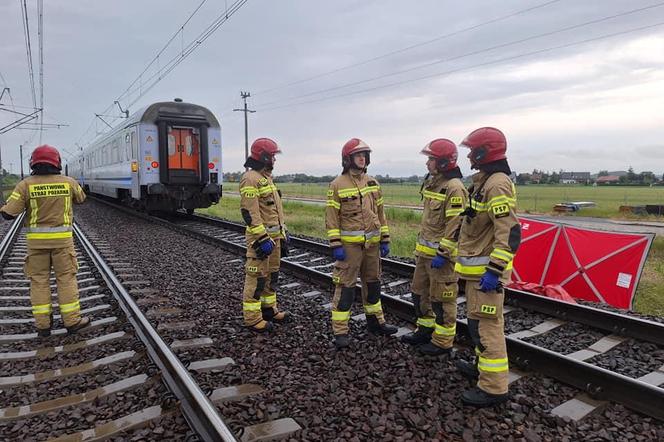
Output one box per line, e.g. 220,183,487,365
150,210,664,423
0,213,299,441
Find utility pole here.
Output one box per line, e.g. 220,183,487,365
233,91,255,170
19,145,24,179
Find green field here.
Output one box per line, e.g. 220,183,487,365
199,195,664,317
269,183,664,219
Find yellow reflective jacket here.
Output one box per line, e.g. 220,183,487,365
455,171,521,281
1,174,86,249
326,170,389,247
415,173,468,261
239,169,285,248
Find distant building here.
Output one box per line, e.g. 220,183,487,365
596,175,620,185
560,171,591,184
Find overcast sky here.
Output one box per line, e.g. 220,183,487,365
1,0,664,178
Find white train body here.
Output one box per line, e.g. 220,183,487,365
69,100,222,212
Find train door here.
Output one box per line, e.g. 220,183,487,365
167,126,200,182
130,129,140,198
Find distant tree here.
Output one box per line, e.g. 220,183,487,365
516,173,531,185
549,171,560,184
598,170,609,177
627,166,637,183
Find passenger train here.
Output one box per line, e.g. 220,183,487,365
68,99,222,213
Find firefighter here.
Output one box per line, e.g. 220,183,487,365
240,138,290,332
0,145,89,337
454,127,521,407
326,138,398,349
399,139,468,356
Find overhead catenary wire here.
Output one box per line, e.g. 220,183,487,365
256,2,664,110
253,0,564,96
37,0,44,143
257,19,664,112
75,0,248,148
20,0,37,110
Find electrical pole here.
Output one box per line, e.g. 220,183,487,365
233,91,255,170
19,145,24,179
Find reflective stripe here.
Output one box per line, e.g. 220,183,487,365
365,229,381,240
246,224,267,235
240,186,258,197
243,301,262,312
26,231,73,240
422,190,446,201
439,238,457,251
59,300,80,314
8,191,21,201
327,229,341,239
29,198,39,228
470,199,487,212
455,256,490,275
326,200,341,209
361,185,380,195
26,226,73,233
416,317,435,328
364,300,383,315
475,347,482,356
258,184,278,195
488,195,516,209
340,229,381,244
445,208,464,217
260,293,276,305
376,197,384,206
338,187,360,198
490,248,515,262
266,225,281,233
434,323,456,336
415,243,436,256
332,310,351,321
32,303,52,315
457,256,490,266
380,225,389,234
478,355,509,373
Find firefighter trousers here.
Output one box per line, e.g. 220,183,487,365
24,246,81,329
331,243,386,335
464,279,508,395
242,238,282,326
411,255,458,349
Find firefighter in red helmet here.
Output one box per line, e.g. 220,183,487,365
326,138,397,349
400,139,468,356
0,145,89,337
239,138,290,332
454,127,521,407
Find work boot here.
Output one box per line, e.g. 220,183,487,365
418,342,452,356
366,315,398,336
66,317,91,335
37,328,51,338
400,326,433,346
461,387,508,408
455,358,480,381
334,334,350,349
262,307,290,324
247,319,273,333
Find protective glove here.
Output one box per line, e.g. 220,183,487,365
479,271,501,292
431,255,446,269
253,236,275,259
380,242,390,258
332,246,346,261
281,232,290,257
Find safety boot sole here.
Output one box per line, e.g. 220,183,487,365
461,387,508,408
247,320,273,333
418,342,452,356
455,359,479,381
334,334,350,349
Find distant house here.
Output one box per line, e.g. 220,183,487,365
560,171,591,184
530,173,543,184
596,175,620,185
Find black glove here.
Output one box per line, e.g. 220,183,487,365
281,232,290,257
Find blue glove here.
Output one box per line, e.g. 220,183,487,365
332,246,346,261
253,237,274,259
431,255,446,269
380,242,390,258
479,271,501,292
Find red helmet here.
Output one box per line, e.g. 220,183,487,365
342,138,371,169
29,144,62,170
250,138,281,165
420,138,458,172
460,127,507,169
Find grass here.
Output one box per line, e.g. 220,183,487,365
269,183,664,219
200,194,664,317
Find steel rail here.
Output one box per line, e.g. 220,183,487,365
72,223,238,442
191,214,664,346
0,213,26,264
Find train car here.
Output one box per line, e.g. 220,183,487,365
69,99,222,213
